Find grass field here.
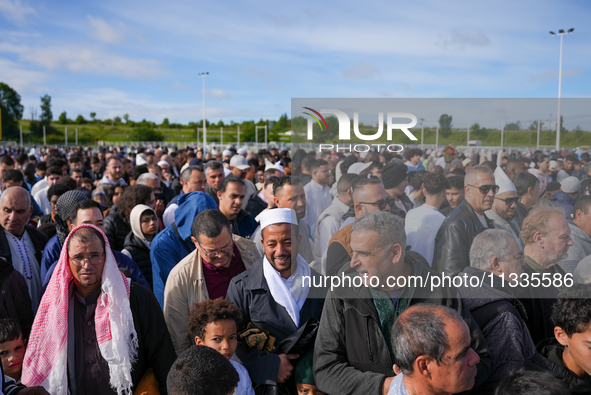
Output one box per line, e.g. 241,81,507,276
9,120,591,148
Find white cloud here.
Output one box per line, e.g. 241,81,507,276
0,42,167,79
438,28,492,50
0,0,35,25
49,88,254,123
87,16,127,44
206,88,230,99
341,62,380,81
529,68,584,83
0,58,49,94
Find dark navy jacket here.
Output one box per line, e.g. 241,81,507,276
226,257,326,385
549,191,577,218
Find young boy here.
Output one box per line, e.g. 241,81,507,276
527,284,591,392
295,349,326,395
0,319,26,383
167,345,239,395
189,299,255,395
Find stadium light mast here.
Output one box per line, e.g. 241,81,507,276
550,28,574,151
199,72,209,152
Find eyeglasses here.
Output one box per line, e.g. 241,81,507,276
467,184,500,195
358,198,393,211
199,241,234,259
70,253,104,267
495,196,522,206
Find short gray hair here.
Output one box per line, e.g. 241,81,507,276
391,304,464,375
137,172,159,185
181,165,204,182
204,160,223,176
469,229,517,271
352,211,406,251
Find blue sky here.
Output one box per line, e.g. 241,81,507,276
0,0,589,125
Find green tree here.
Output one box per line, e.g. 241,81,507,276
505,121,521,130
470,123,488,139
123,113,129,123
162,118,170,128
114,116,122,124
58,111,68,124
129,126,164,142
40,94,52,126
90,112,96,121
529,120,543,130
0,83,24,140
439,114,453,139
75,115,87,124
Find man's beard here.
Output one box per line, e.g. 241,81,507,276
266,253,292,272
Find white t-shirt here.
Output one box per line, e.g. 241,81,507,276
405,204,446,266
231,355,255,395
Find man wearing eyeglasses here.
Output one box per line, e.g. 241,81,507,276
433,166,496,276
326,176,392,276
485,167,524,249
162,209,260,356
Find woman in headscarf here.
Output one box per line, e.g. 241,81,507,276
121,205,159,288
103,185,155,252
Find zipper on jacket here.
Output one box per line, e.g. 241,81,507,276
366,318,373,362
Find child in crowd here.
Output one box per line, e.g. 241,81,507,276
295,349,326,395
189,299,255,395
0,319,26,383
121,204,159,288
167,345,239,395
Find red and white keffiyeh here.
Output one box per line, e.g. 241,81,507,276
22,224,138,395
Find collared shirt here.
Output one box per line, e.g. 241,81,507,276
4,229,42,312
388,374,409,395
68,286,116,395
303,180,332,241
405,204,445,266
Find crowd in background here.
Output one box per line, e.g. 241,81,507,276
0,141,591,394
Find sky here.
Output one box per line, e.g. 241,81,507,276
0,0,589,126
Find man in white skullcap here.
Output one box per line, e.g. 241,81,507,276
226,208,326,389
485,166,524,248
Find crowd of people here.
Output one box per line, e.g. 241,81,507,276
0,142,590,394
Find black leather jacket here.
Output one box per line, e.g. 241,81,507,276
433,200,494,276
314,256,491,395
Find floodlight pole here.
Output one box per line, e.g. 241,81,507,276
550,29,574,151
420,122,424,150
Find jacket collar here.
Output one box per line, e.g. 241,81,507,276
459,199,494,230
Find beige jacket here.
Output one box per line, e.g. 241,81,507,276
163,234,260,355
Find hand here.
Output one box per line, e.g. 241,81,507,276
276,353,299,383
18,387,51,395
382,377,394,395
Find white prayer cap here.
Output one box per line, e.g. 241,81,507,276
237,148,247,155
259,208,298,230
265,158,284,173
493,166,516,195
348,162,372,175
157,160,169,167
222,149,232,157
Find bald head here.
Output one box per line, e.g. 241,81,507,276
0,187,33,236
1,186,31,207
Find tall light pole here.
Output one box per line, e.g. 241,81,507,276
199,72,209,153
550,28,574,151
